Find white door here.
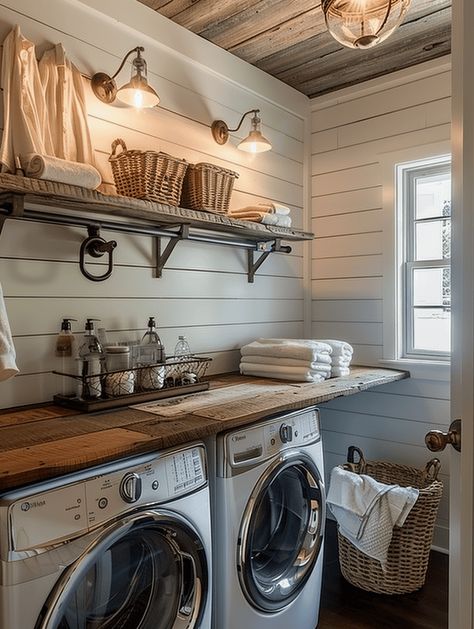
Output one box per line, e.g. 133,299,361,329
450,0,474,625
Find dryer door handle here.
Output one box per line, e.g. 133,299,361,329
176,551,202,627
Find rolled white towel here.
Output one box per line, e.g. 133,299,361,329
0,282,19,382
245,355,332,370
23,153,102,189
240,362,326,383
261,213,291,227
258,202,291,216
331,366,351,377
241,338,333,362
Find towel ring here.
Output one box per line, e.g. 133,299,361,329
79,226,117,282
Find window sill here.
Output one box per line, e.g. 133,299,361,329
379,359,450,381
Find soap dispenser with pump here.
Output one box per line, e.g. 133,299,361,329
78,318,105,398
55,318,77,396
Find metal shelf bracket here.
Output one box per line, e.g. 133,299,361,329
155,223,190,277
0,193,24,236
247,239,292,283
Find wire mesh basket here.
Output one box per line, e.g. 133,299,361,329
337,446,443,595
54,355,212,411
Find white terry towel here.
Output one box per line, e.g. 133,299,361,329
244,355,332,369
331,366,350,377
0,282,19,381
241,338,333,362
23,154,102,190
327,466,419,567
229,210,291,227
0,26,54,174
318,339,354,358
240,362,326,383
229,203,290,216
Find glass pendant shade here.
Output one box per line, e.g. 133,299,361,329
238,114,272,153
322,0,411,49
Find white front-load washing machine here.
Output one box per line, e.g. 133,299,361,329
210,407,325,629
0,442,212,629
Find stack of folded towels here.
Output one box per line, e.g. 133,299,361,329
319,339,354,377
240,338,354,382
240,338,333,382
228,202,291,228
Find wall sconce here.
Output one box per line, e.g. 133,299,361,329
322,0,411,49
211,109,272,153
91,46,160,108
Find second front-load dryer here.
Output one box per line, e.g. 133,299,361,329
210,407,325,629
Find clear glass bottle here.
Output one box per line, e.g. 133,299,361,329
78,318,105,399
174,335,191,359
139,317,165,364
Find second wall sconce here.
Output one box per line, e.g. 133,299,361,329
211,109,272,153
91,46,160,108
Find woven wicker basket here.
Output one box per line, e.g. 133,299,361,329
181,162,239,213
337,446,443,595
109,138,188,205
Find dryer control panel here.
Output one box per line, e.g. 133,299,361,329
226,408,320,469
6,445,206,553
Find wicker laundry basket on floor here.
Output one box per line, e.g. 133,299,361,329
337,446,443,595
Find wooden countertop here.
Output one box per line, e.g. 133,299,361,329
0,367,407,492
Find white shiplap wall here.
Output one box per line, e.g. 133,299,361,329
0,0,309,408
311,59,452,550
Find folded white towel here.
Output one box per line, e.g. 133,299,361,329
318,339,354,357
23,153,102,189
0,282,19,382
332,356,352,367
246,355,332,370
258,202,291,216
331,366,351,377
241,338,333,362
240,363,326,383
327,466,419,567
261,213,291,227
240,360,330,380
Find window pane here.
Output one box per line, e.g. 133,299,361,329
415,219,451,261
415,172,451,219
413,267,451,307
413,308,451,353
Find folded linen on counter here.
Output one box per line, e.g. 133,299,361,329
327,466,419,566
245,354,332,368
331,366,350,377
241,360,330,377
23,153,102,189
241,338,333,362
318,339,354,358
240,362,326,382
0,281,19,382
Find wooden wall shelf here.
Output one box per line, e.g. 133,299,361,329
0,174,313,283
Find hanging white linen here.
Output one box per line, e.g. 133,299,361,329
0,25,54,174
39,43,95,166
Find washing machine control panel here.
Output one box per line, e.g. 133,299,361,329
8,445,206,552
228,409,320,467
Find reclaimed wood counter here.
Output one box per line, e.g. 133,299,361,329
0,367,407,492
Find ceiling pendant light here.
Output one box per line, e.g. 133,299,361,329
322,0,411,49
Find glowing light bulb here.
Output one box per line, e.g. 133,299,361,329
133,89,144,108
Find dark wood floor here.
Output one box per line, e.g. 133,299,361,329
318,521,448,629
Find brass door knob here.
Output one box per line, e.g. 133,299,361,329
425,419,461,453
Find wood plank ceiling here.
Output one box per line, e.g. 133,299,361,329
138,0,451,98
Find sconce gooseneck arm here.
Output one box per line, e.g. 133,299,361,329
227,109,260,133
109,46,144,81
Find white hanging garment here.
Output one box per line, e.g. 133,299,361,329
39,43,95,166
0,25,54,173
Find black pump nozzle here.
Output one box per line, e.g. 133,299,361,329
147,317,156,328
85,318,101,331
61,318,77,331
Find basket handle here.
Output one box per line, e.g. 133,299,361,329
109,138,127,161
345,446,367,473
423,458,441,481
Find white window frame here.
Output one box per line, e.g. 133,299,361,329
380,141,451,380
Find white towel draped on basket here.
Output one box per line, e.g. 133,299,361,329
327,466,419,567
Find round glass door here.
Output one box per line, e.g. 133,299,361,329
36,512,207,629
238,452,325,612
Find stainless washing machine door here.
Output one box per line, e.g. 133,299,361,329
35,510,208,629
237,450,325,613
